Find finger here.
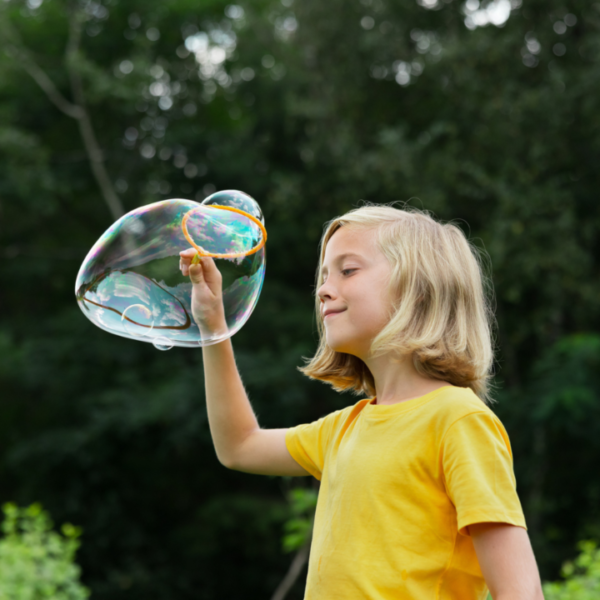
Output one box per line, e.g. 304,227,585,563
179,249,198,275
179,248,197,257
189,264,204,285
179,256,189,276
199,257,222,288
200,256,216,274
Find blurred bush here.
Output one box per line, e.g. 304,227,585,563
544,541,600,599
282,487,317,554
0,503,89,600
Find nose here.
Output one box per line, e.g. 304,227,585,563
317,278,336,303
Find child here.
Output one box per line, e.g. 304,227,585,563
179,205,544,600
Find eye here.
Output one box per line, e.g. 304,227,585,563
341,268,357,276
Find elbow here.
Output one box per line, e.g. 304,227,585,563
215,429,260,471
216,449,244,471
216,452,237,470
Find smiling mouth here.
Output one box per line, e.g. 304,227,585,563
323,309,345,319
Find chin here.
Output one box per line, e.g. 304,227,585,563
326,336,362,357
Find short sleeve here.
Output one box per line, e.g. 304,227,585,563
285,414,337,480
441,411,527,536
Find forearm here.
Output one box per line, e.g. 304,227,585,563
202,338,260,467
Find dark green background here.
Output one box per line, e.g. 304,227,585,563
1,0,599,597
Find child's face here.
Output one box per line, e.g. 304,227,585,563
318,226,393,359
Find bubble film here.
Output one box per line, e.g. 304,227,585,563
75,191,266,348
202,189,264,224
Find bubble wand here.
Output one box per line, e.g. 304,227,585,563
181,204,267,263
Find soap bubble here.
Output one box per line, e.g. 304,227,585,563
75,190,266,349
202,189,264,224
121,304,155,337
152,337,175,351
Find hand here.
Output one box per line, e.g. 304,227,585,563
179,248,227,337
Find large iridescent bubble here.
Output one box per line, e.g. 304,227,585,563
75,190,266,349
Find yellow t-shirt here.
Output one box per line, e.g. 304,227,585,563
285,385,526,600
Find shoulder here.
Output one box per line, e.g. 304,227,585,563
291,398,372,436
319,398,373,429
431,386,503,434
432,387,512,454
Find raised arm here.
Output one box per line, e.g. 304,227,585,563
180,249,308,476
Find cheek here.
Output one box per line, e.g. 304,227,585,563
362,298,394,337
340,301,388,343
351,284,391,318
365,304,392,332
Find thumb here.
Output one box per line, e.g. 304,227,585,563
189,263,204,285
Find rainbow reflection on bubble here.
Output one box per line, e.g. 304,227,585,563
75,190,266,348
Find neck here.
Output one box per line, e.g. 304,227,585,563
364,352,450,405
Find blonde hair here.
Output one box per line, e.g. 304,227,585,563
299,204,495,403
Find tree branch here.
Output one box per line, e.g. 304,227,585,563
5,43,84,119
64,11,124,220
270,538,311,600
0,9,124,221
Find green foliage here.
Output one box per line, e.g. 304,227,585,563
0,503,89,600
282,487,318,553
544,542,600,599
495,334,600,572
